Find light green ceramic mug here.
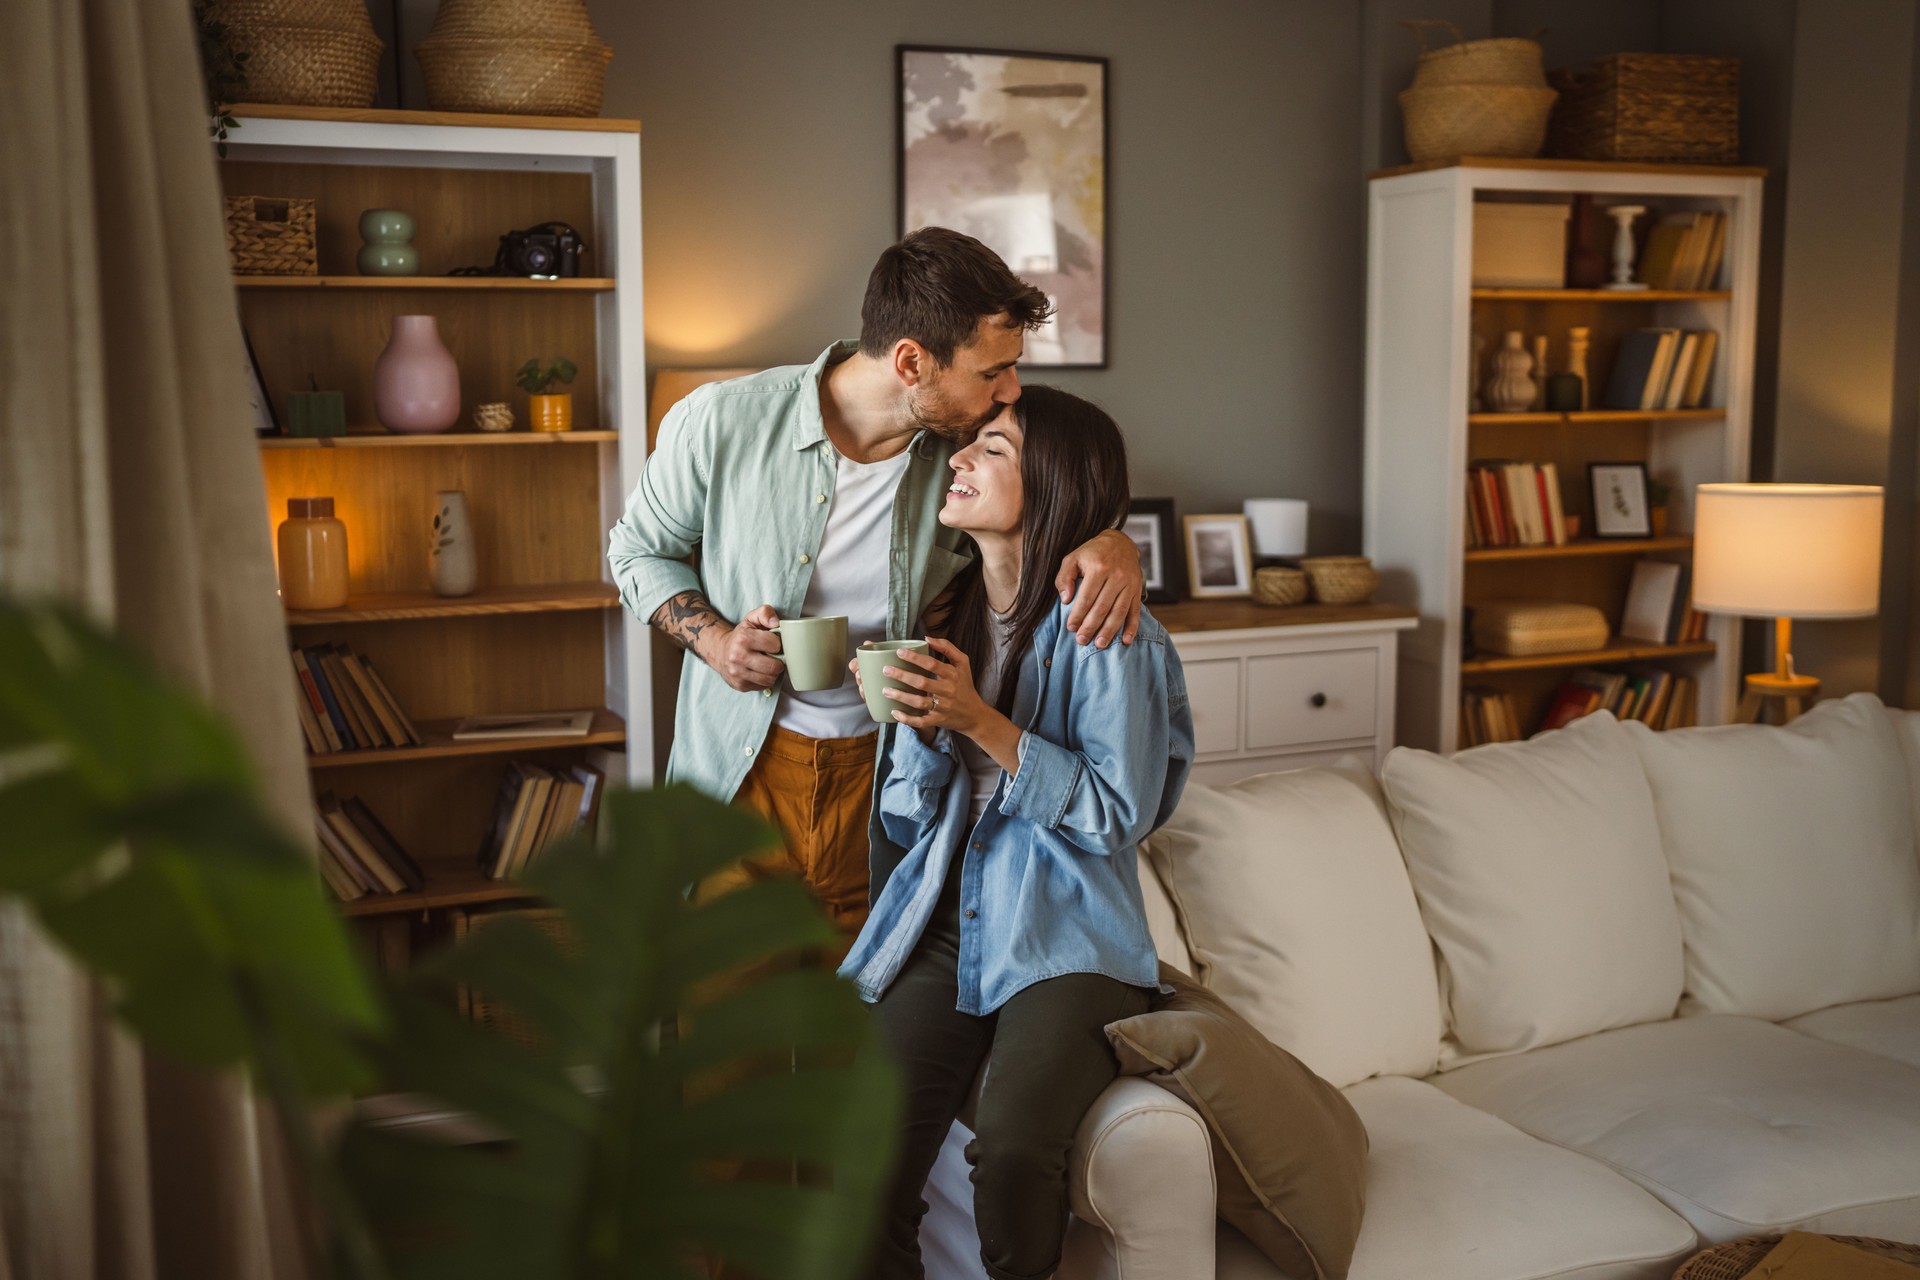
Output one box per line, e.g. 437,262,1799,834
771,616,848,692
855,639,932,723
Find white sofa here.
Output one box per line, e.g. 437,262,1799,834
1035,693,1920,1280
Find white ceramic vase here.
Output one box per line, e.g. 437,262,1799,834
1487,331,1537,413
430,490,477,597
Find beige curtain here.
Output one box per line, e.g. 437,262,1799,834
0,0,316,1277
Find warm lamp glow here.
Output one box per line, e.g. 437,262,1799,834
1693,483,1884,619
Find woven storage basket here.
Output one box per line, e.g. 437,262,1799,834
1673,1234,1920,1280
205,0,381,108
1548,54,1739,163
1252,566,1308,607
1472,601,1607,657
1400,83,1557,162
455,907,573,1050
224,196,317,275
1299,556,1379,606
416,0,613,117
1402,21,1548,88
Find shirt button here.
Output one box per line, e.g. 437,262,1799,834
971,842,983,850
762,688,772,698
816,494,827,504
1045,657,1053,668
743,746,754,756
799,553,811,564
964,908,977,919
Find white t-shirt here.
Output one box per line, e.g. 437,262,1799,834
774,447,913,739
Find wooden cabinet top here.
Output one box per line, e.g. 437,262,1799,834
1152,601,1417,635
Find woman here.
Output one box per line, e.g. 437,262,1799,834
839,385,1195,1280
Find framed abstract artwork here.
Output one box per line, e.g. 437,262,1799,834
1125,498,1184,604
897,45,1109,368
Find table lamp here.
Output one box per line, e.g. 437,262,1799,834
1691,483,1883,723
1243,498,1310,562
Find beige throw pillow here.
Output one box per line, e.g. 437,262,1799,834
1106,966,1370,1280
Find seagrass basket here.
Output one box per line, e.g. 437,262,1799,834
1299,556,1379,606
1252,566,1308,607
1672,1234,1920,1280
1402,20,1548,88
415,0,614,117
1548,54,1739,164
1401,83,1558,162
204,0,382,108
224,196,317,275
455,906,574,1050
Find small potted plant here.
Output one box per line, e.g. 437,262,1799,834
1647,476,1672,537
516,357,578,433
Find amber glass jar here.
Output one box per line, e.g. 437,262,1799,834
278,497,349,609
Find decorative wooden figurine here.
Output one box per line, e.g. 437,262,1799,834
1487,331,1536,413
1605,205,1649,291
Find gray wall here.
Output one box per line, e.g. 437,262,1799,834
591,0,1368,555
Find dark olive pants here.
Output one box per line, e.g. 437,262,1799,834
862,894,1150,1280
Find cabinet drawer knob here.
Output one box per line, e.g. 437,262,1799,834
1310,692,1328,708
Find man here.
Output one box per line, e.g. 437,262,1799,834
607,227,1142,935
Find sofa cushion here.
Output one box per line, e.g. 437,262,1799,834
1210,1077,1696,1280
1378,712,1683,1062
1786,995,1920,1069
1107,967,1370,1280
1626,694,1920,1021
1142,760,1442,1087
1888,706,1920,862
1432,1014,1920,1244
1136,852,1193,973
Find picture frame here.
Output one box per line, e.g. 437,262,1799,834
1125,498,1184,604
242,324,280,437
1182,514,1255,599
1587,461,1653,539
897,45,1109,368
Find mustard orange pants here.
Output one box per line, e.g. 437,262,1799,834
725,725,878,939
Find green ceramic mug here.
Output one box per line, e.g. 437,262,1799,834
771,616,848,693
855,639,932,723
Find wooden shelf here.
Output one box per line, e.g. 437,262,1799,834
262,430,616,449
338,872,539,918
1466,536,1691,563
1472,288,1730,302
285,582,618,625
1370,155,1767,181
1156,601,1417,634
235,275,614,291
228,102,640,134
309,709,625,769
1470,409,1724,425
1462,639,1717,675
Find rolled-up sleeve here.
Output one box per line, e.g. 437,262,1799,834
879,725,959,845
607,397,707,625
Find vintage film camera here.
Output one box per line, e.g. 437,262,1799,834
453,221,587,279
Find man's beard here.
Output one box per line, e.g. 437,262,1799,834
908,385,1001,443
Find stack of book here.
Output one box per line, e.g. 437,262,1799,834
1460,686,1523,747
1466,461,1569,548
291,644,421,755
1637,209,1729,291
1540,667,1699,733
477,761,606,880
1603,328,1720,411
314,791,425,902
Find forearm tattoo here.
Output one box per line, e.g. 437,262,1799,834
651,590,727,656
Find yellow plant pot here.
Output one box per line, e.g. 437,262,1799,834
530,393,573,433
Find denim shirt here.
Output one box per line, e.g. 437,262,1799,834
605,341,973,802
839,602,1195,1014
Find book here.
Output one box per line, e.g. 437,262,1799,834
319,792,407,893
1604,329,1673,410
568,764,606,839
320,646,385,749
341,652,406,748
342,796,425,892
355,654,422,746
1695,212,1728,291
301,648,360,750
1637,215,1689,289
1667,211,1711,291
1639,329,1682,411
1540,462,1568,547
291,669,329,754
315,809,381,896
1662,332,1701,411
1539,683,1604,733
500,768,557,879
1620,560,1686,643
291,649,345,752
480,763,544,878
1681,330,1719,408
452,709,597,741
315,839,366,901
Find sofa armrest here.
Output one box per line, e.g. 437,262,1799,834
1060,1077,1218,1280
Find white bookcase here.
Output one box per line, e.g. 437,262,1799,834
225,105,648,921
1363,158,1764,752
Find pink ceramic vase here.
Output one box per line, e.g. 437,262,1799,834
373,314,460,434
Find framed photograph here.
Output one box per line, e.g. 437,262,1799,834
1588,461,1653,539
1182,514,1255,599
242,325,279,437
1125,498,1184,604
898,45,1108,368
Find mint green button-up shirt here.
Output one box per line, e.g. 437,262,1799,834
607,341,974,802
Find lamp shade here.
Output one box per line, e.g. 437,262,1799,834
1243,498,1310,557
1692,483,1883,619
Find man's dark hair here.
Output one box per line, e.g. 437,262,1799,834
858,227,1054,365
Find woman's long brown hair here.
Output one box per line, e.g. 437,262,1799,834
941,384,1131,714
